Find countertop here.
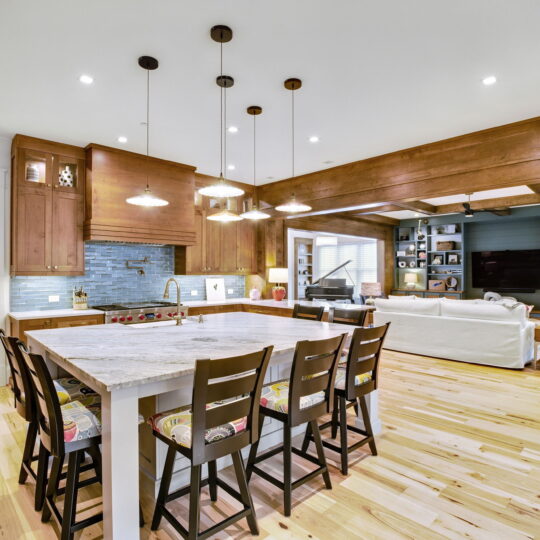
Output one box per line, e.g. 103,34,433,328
9,298,373,320
25,312,353,392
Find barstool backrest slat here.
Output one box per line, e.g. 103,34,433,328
328,307,368,326
292,304,325,321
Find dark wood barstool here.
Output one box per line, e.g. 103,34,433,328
0,330,39,487
149,346,273,539
328,306,368,326
18,344,104,540
292,303,325,321
246,333,347,516
302,323,390,475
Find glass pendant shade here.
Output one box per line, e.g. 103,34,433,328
126,188,169,207
275,197,312,213
207,208,244,222
240,207,271,220
198,179,244,198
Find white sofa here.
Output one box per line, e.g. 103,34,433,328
373,297,535,369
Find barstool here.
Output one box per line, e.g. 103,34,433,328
292,303,325,321
149,346,273,539
328,306,368,327
19,344,104,540
302,323,390,475
0,330,98,511
246,333,347,516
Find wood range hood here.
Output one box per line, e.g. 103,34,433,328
84,144,197,245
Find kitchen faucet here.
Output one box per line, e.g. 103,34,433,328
163,278,183,325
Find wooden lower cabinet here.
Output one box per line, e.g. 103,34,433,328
9,314,104,343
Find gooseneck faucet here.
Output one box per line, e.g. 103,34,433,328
163,278,183,325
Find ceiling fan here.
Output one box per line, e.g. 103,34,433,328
462,193,511,218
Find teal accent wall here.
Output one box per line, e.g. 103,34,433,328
400,206,540,306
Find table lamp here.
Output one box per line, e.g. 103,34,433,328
404,272,418,289
361,282,382,305
268,268,288,301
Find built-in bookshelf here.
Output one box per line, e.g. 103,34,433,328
393,221,465,298
294,238,313,299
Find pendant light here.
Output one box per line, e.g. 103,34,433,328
275,78,311,213
199,25,244,201
240,106,270,220
126,56,169,207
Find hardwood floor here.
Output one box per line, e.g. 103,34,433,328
1,351,539,539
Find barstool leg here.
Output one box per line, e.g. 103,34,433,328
339,396,349,475
208,460,218,502
35,443,50,511
283,425,292,517
359,396,377,456
232,451,259,535
300,421,312,454
310,419,332,490
330,393,339,439
19,420,38,484
188,465,201,540
42,455,64,522
246,413,264,482
61,450,82,540
151,445,176,530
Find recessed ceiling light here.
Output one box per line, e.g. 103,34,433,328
482,75,497,86
227,164,236,171
117,136,128,143
266,176,275,180
79,74,94,85
414,213,420,217
228,126,238,133
323,160,334,165
309,136,319,143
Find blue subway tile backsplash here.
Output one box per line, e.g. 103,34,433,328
10,242,246,311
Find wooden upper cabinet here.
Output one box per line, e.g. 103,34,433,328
237,221,257,273
84,145,196,245
11,135,85,276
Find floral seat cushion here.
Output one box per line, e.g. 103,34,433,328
260,380,325,413
334,367,372,390
148,402,247,448
54,377,97,405
62,395,102,443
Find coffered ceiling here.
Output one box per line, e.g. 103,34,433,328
1,0,539,185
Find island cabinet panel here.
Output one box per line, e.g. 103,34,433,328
84,145,197,245
11,135,85,276
9,314,104,344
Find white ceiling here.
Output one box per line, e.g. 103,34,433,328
1,1,540,185
422,186,534,206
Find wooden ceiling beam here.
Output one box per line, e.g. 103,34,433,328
527,183,540,194
391,200,437,215
257,117,540,215
435,193,540,214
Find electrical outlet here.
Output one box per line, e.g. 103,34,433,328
48,295,60,303
227,289,234,295
191,290,198,296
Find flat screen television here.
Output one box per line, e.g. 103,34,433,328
472,249,540,290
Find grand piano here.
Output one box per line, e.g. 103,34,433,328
305,260,356,303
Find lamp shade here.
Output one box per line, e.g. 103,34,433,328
404,273,418,284
361,282,382,297
268,268,288,284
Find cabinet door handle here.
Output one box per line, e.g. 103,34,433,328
53,265,58,270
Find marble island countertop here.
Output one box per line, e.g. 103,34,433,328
25,312,353,393
9,298,372,320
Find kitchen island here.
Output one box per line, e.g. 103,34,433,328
25,311,380,539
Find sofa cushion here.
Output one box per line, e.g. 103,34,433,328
388,295,417,300
440,300,527,325
375,298,440,316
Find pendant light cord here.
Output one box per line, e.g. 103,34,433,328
146,68,150,190
219,40,224,180
291,84,295,179
253,112,257,207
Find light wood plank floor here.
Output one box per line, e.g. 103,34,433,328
1,351,539,539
